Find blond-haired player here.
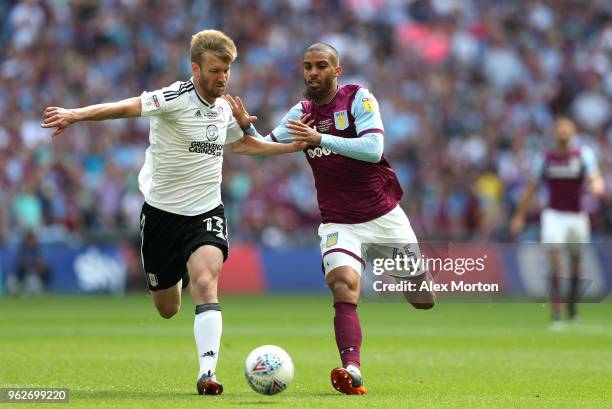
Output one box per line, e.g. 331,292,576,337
42,29,305,395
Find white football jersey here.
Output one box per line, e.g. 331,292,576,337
139,79,243,216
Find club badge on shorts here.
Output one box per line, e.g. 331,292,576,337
333,110,349,130
326,232,338,247
147,273,159,287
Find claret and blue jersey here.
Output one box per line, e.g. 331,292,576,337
533,145,599,212
255,84,403,224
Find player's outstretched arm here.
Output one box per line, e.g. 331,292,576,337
41,97,142,137
510,179,539,238
226,135,307,156
286,88,385,163
223,94,314,156
287,119,383,163
224,95,311,143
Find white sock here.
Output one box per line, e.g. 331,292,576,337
194,304,222,379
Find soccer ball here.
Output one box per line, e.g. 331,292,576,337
244,345,294,395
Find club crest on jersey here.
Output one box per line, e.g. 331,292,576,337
333,110,349,130
206,124,219,141
326,232,338,247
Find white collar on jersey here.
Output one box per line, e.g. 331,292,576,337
190,77,215,108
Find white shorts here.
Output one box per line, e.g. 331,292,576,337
541,208,591,244
318,205,423,277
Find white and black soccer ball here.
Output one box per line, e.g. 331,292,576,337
244,345,294,395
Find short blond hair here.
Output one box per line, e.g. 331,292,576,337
190,29,237,66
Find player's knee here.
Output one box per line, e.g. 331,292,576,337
327,275,359,299
191,272,218,295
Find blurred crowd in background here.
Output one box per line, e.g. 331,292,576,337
1,0,611,247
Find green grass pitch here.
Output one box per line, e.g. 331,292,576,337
1,294,611,408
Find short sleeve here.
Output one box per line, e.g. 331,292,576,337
581,146,600,176
140,89,167,116
351,88,384,137
140,81,191,117
268,103,303,143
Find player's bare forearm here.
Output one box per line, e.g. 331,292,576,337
514,180,538,218
41,97,141,137
510,180,539,237
228,135,306,156
74,97,142,121
589,173,605,197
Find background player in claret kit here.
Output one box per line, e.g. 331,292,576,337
41,29,305,396
225,43,436,395
511,117,605,325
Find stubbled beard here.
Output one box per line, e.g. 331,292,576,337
199,78,224,99
208,86,224,98
303,77,334,104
